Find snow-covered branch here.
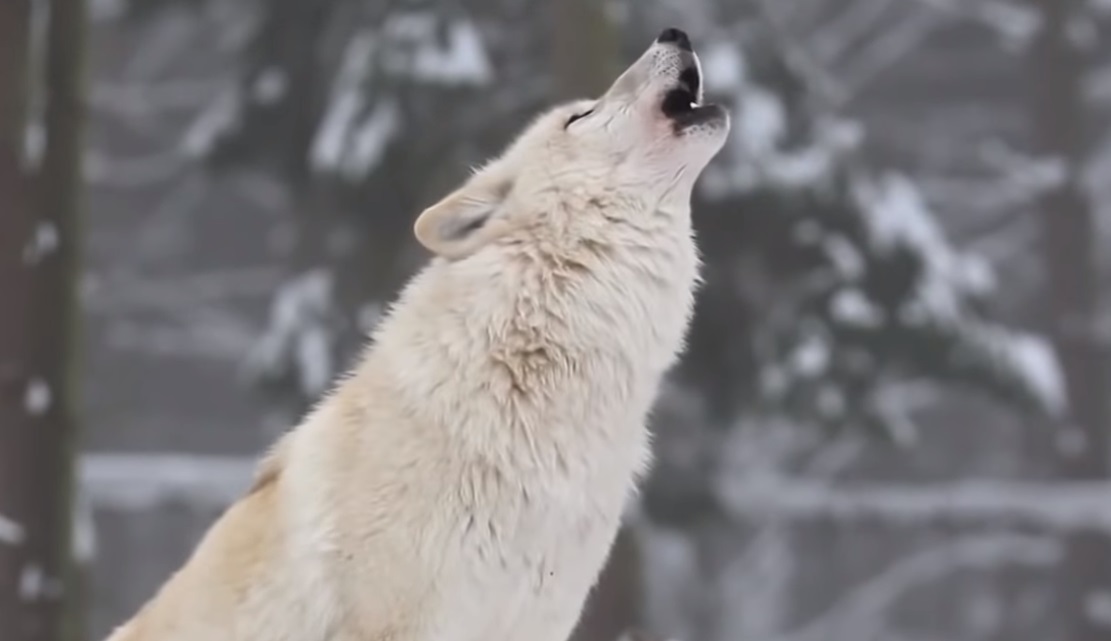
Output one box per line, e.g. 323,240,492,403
242,269,339,398
81,452,1111,537
718,477,1111,532
81,453,254,511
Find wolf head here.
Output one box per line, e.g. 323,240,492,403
414,28,730,259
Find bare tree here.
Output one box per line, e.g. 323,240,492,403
0,0,88,639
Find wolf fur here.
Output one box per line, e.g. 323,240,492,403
105,29,729,641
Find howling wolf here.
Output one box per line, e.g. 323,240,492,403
106,27,729,641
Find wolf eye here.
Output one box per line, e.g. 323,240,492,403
565,109,595,128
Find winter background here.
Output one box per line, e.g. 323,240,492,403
2,0,1111,640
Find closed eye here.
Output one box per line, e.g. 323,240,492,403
565,108,595,128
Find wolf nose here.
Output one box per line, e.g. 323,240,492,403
657,28,692,51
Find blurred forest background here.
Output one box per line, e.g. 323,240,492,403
3,0,1111,640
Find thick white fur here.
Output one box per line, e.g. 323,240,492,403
105,35,728,641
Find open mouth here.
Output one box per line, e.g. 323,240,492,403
661,57,725,129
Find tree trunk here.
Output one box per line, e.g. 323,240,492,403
1029,1,1111,639
551,0,621,101
0,0,87,638
0,0,39,634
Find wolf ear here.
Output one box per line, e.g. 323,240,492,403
414,171,513,259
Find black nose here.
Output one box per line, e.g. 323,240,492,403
657,28,692,51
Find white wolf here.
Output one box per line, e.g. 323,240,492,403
105,27,729,641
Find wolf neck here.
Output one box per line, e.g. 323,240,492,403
360,210,699,478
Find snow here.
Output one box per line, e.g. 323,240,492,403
790,334,830,377
242,269,336,397
695,41,864,200
859,173,945,261
24,378,52,416
313,30,407,178
23,221,60,265
81,453,253,510
18,565,61,602
733,87,787,160
380,13,493,86
23,120,45,170
869,384,925,447
678,45,864,199
717,478,1111,532
295,326,333,397
831,289,885,328
823,236,865,279
342,100,401,181
19,565,44,601
959,255,997,294
72,489,97,564
967,144,1067,215
0,513,25,546
252,68,288,105
311,90,365,173
334,31,377,89
857,172,998,324
180,86,240,158
991,331,1067,417
706,118,863,197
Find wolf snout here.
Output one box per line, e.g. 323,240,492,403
656,28,692,52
